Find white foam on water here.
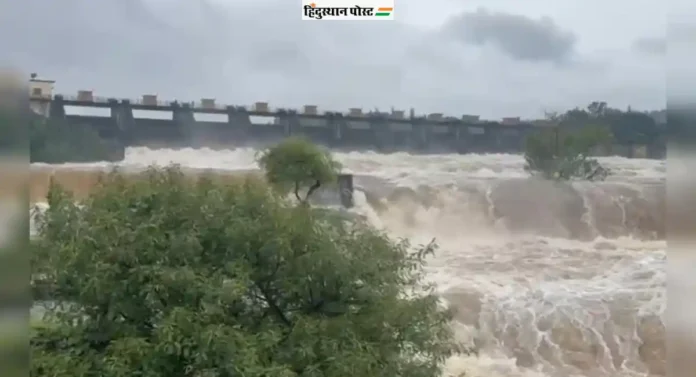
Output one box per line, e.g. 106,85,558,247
30,146,667,377
32,147,665,183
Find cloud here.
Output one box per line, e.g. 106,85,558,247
632,37,666,55
441,8,577,64
1,0,666,119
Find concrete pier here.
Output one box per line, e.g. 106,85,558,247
337,174,354,208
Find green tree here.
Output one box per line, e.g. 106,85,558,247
556,102,661,147
604,110,658,146
31,166,460,377
524,125,612,181
257,137,342,204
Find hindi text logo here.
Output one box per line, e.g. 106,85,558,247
302,1,394,21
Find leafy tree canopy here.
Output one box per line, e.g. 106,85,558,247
31,166,460,377
257,137,342,203
524,125,612,181
548,101,661,145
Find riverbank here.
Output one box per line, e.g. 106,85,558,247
28,166,260,204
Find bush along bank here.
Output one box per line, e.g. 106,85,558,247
31,139,467,377
524,124,613,181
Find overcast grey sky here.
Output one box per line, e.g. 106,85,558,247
1,0,674,119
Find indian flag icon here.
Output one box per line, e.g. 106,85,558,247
375,7,393,17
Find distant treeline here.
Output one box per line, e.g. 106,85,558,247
545,102,665,146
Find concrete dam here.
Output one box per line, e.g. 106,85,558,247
29,78,664,159
32,95,535,154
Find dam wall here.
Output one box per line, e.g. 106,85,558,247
36,94,534,154
30,88,666,159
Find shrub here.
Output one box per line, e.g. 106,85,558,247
257,137,342,204
524,125,612,181
31,166,459,377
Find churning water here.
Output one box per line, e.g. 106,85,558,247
32,146,667,377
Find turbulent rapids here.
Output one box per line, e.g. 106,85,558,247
30,146,666,377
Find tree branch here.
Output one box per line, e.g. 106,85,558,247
255,282,292,327
294,181,302,202
586,164,601,181
304,180,321,202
